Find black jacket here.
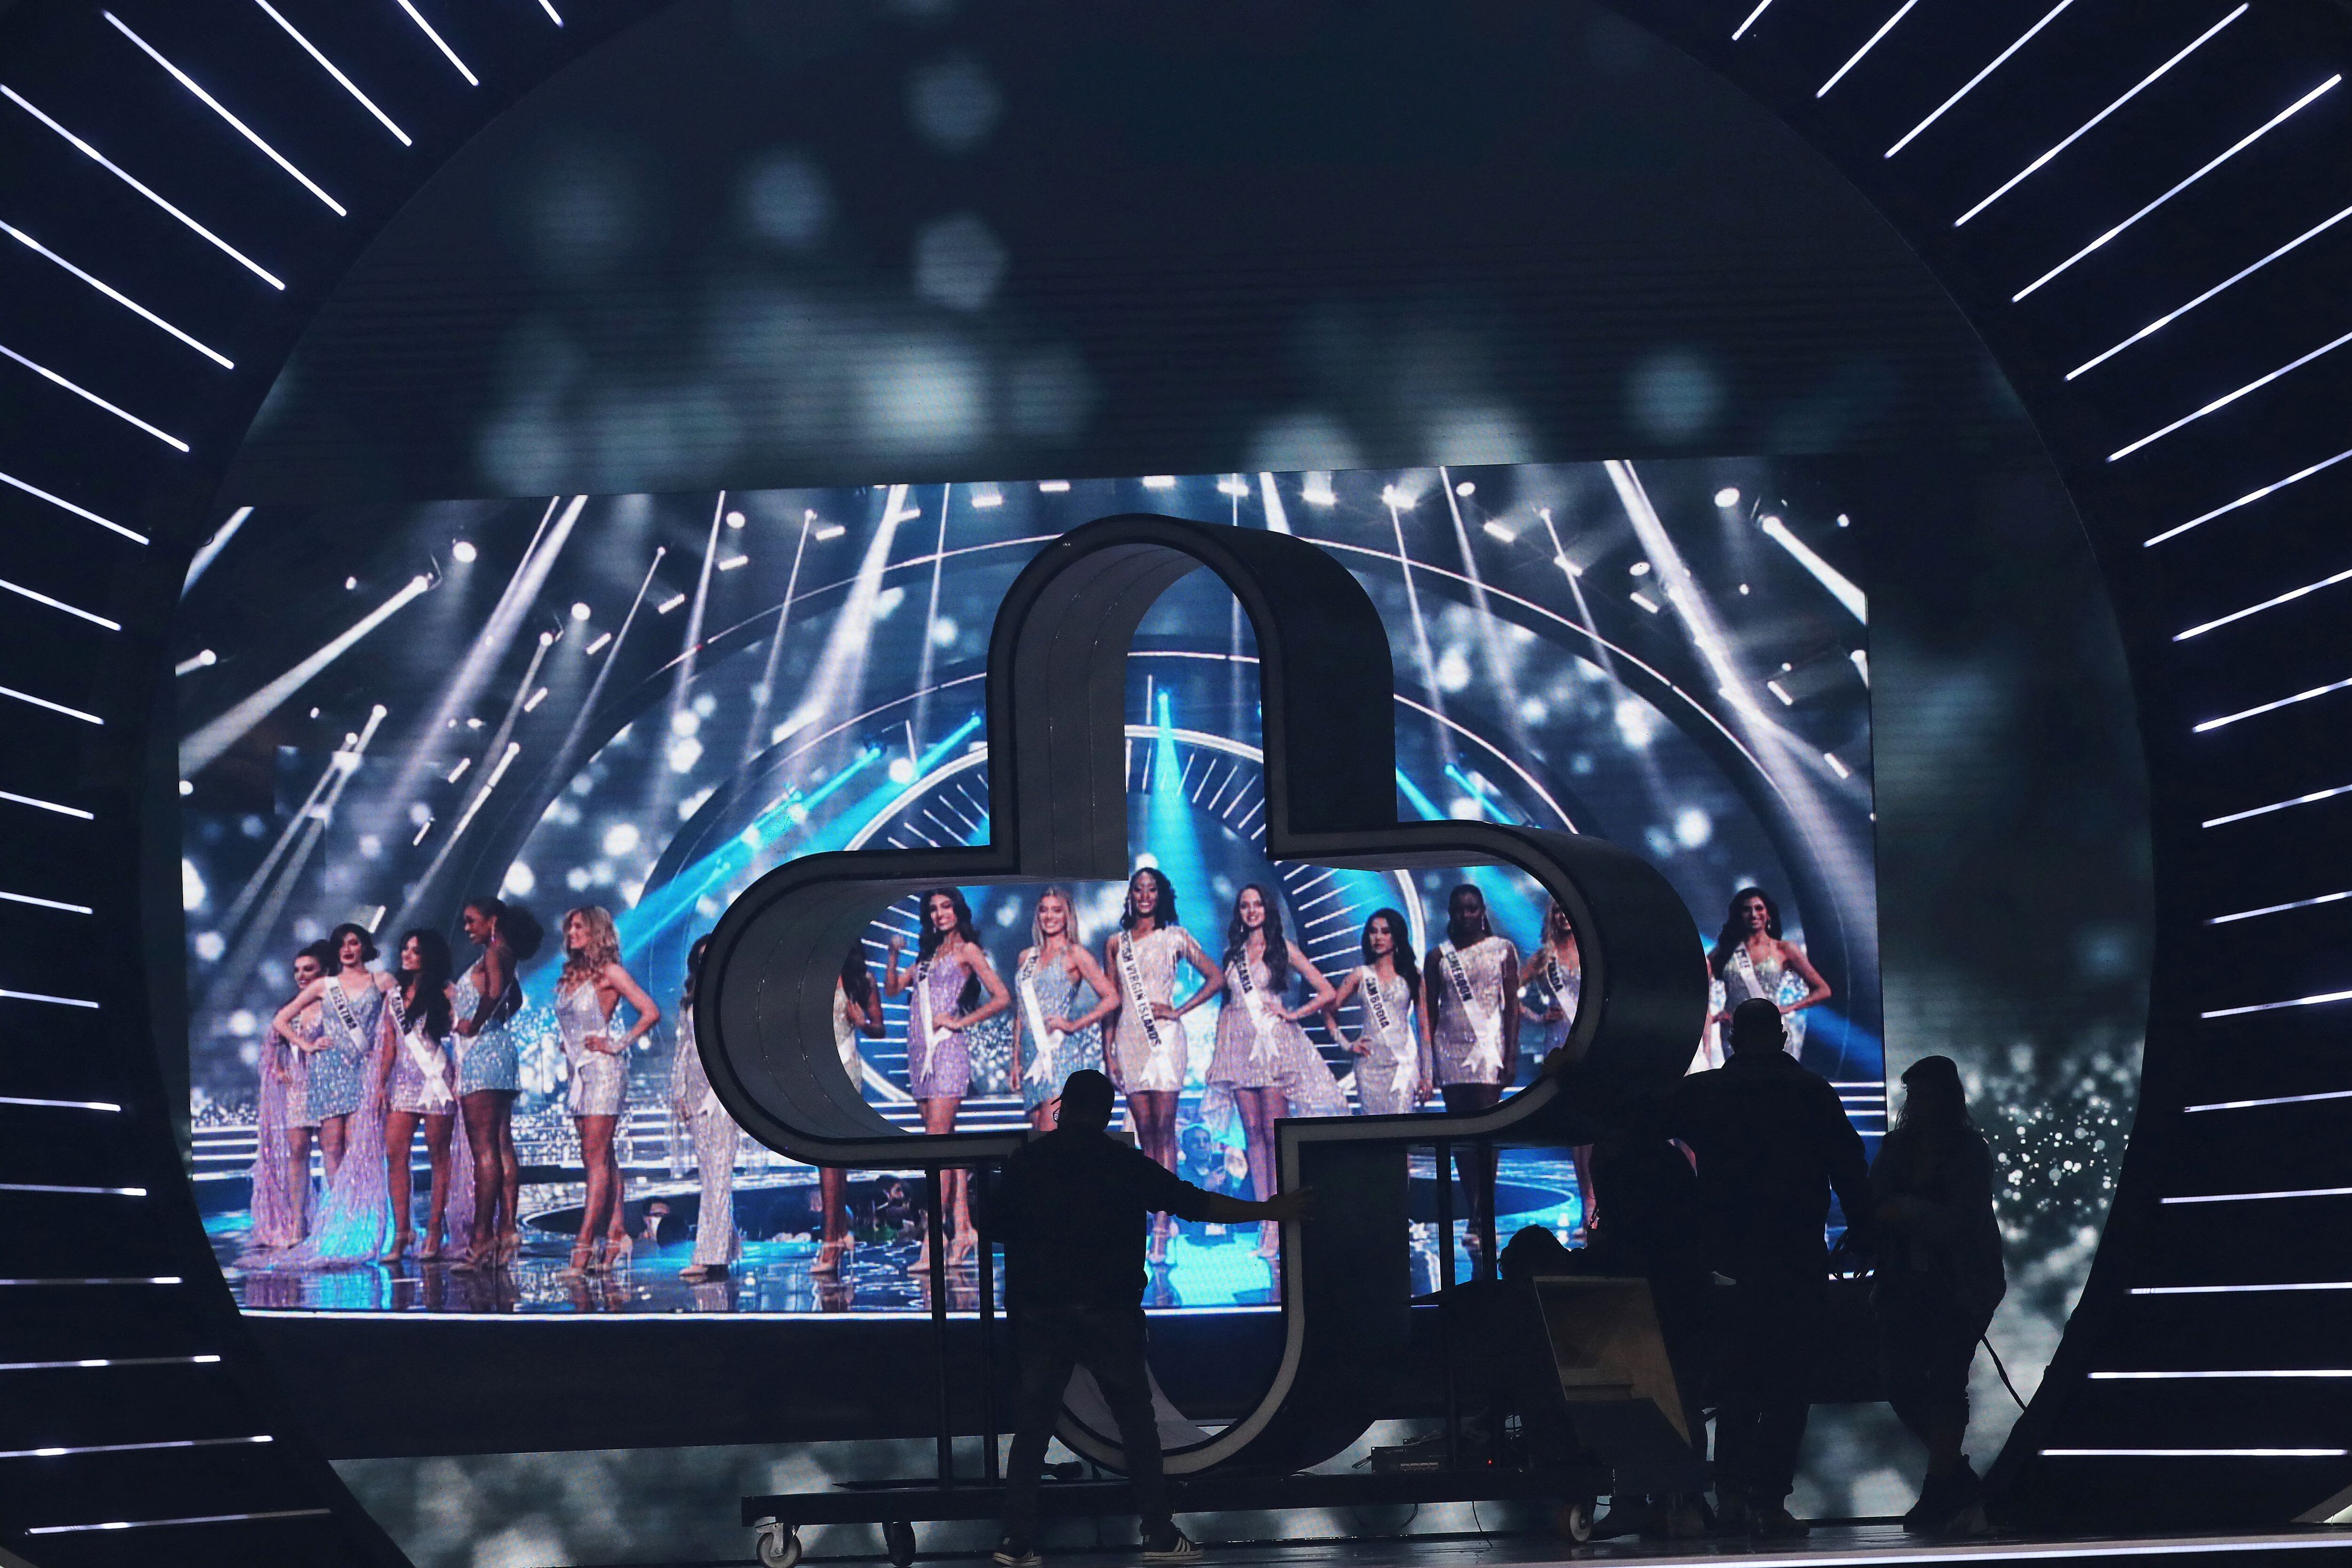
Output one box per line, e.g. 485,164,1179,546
1666,1048,1872,1282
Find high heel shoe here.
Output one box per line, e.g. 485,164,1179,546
417,1231,443,1262
565,1241,597,1276
379,1234,411,1264
604,1235,634,1271
496,1230,521,1266
810,1238,851,1278
946,1230,977,1269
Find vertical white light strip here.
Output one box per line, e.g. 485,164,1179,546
1956,5,2249,227
0,344,189,451
2013,76,2340,302
1886,0,2079,156
2176,565,2352,641
2145,447,2352,548
0,684,103,725
0,470,148,545
182,506,253,594
0,222,233,367
102,14,346,215
1817,0,1921,98
394,1,480,85
249,0,411,145
2071,204,2352,379
0,576,120,630
2110,324,2352,462
1731,0,1778,40
0,85,284,289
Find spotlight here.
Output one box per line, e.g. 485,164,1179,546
1302,476,1337,507
1142,476,1176,489
1629,561,1652,576
887,756,916,784
583,631,612,656
725,510,746,529
1630,592,1661,613
343,576,357,590
1216,475,1249,498
177,780,192,796
970,486,1004,508
717,555,749,571
1037,480,1070,493
657,593,686,614
811,524,845,541
1454,481,1475,497
1482,520,1518,543
570,602,590,621
537,631,555,647
451,540,477,563
1714,487,1740,508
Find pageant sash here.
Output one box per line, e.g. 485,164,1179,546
1360,967,1417,1103
1438,942,1504,1077
1017,953,1061,1088
910,960,947,1083
1231,951,1277,1068
323,976,373,1054
1117,931,1168,1057
386,985,456,1113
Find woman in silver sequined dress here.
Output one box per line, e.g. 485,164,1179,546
1706,887,1831,1062
555,905,662,1275
380,929,461,1262
1205,883,1339,1258
1326,909,1430,1116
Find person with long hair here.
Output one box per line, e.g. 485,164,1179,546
885,888,1010,1268
814,943,887,1278
1011,887,1118,1134
555,905,662,1274
1102,866,1223,1264
453,895,541,1271
1420,883,1521,1277
250,940,333,1250
671,935,742,1284
266,923,398,1265
1707,887,1831,1058
1206,883,1342,1259
1326,909,1429,1116
272,923,395,1186
1522,897,1583,1070
380,929,465,1262
1872,1055,2004,1537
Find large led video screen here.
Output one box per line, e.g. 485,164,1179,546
176,461,1879,1315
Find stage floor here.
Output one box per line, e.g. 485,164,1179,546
751,1524,2349,1568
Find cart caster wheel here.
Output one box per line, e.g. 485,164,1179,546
754,1518,803,1568
885,1517,917,1568
1556,1499,1595,1544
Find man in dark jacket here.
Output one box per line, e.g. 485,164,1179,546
987,1070,1308,1567
1667,999,1872,1538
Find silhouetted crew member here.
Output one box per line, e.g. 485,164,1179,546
1667,998,1871,1539
1872,1054,2003,1537
988,1070,1307,1567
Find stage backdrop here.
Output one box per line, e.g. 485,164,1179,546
176,461,1878,1315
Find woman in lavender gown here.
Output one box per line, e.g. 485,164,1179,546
555,905,662,1275
249,941,332,1250
266,923,397,1265
884,888,1010,1268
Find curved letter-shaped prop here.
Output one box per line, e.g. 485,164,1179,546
700,514,1704,1473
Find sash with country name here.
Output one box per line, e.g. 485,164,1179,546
1230,948,1279,1069
1438,941,1505,1077
1358,966,1418,1103
1016,951,1062,1089
909,957,955,1082
1116,930,1169,1060
386,980,455,1113
322,975,375,1055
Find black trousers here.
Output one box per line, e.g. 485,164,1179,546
1877,1278,1992,1450
1713,1275,1824,1506
1002,1305,1168,1545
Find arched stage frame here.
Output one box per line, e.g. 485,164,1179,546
1,0,2349,1557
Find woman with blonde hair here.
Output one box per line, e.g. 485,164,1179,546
554,905,661,1274
1011,887,1118,1133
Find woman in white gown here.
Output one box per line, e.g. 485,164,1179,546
671,935,741,1283
1325,909,1430,1116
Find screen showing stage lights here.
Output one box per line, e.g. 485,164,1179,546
175,461,1880,1316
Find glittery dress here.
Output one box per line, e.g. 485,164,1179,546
306,979,383,1120
906,952,975,1100
453,964,520,1095
1717,941,1809,1057
1521,946,1583,1063
1430,936,1518,1087
282,1007,322,1129
669,1009,742,1268
1350,967,1429,1115
1108,927,1190,1094
833,982,866,1089
557,976,629,1117
1207,950,1349,1116
387,996,458,1116
1016,954,1097,1112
